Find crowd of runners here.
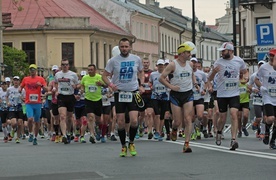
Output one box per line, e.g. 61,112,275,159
1,38,276,157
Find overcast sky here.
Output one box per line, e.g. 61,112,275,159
140,0,229,25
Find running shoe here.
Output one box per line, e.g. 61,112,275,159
55,136,59,143
242,127,249,136
80,136,86,143
158,135,163,141
252,122,259,131
144,128,148,134
75,130,80,137
203,130,208,138
230,140,239,151
51,135,56,142
263,133,270,145
135,133,140,139
110,135,117,141
15,138,20,144
208,132,213,138
128,143,137,156
161,132,165,137
191,133,196,141
120,146,127,157
101,137,106,143
182,133,186,138
33,138,38,145
215,133,222,146
166,134,170,141
178,130,183,137
74,136,79,142
89,136,96,144
4,136,8,143
22,134,26,140
28,134,34,142
237,132,242,138
95,133,101,141
62,136,68,144
269,140,276,149
154,132,160,140
148,132,153,140
139,127,144,137
183,144,192,153
196,127,201,138
40,133,45,139
171,130,177,141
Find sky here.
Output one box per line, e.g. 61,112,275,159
140,0,229,25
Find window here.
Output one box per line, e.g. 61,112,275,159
168,36,170,53
151,25,154,41
62,43,74,67
90,42,94,64
96,42,99,67
140,23,143,39
145,24,148,40
3,42,13,47
109,44,112,59
154,26,157,42
22,42,35,64
206,46,209,60
201,44,204,59
171,38,174,54
136,22,139,37
211,46,213,60
215,47,218,59
165,35,167,53
256,17,270,24
162,33,164,51
242,19,246,46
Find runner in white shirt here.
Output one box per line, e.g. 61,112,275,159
208,42,247,151
255,48,276,149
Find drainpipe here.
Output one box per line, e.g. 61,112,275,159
179,29,186,44
158,17,165,60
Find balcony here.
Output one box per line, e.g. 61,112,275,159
239,0,274,11
239,46,257,65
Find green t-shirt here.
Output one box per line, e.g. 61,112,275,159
47,75,55,100
81,74,103,101
239,82,250,103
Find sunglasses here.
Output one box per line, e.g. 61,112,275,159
61,63,69,66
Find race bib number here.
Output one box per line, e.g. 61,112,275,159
155,84,166,93
118,92,133,102
239,87,247,94
29,94,38,102
102,96,111,106
252,96,263,106
224,80,238,91
60,87,69,92
88,85,97,92
143,83,151,91
268,86,276,97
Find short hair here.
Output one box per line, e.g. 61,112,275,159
88,64,97,69
61,58,69,62
119,38,131,45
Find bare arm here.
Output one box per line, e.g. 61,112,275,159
254,77,262,88
102,70,117,92
159,62,178,91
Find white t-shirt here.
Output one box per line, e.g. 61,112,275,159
256,63,276,106
193,69,207,100
170,60,193,92
105,54,143,92
213,56,246,98
55,70,79,95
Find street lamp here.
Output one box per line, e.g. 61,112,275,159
192,0,196,45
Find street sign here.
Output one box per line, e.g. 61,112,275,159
256,23,274,60
256,23,274,45
255,45,276,53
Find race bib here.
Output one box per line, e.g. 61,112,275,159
224,80,238,91
155,84,166,93
118,92,133,102
60,87,69,92
102,96,111,106
29,94,38,102
268,86,276,97
239,87,247,94
88,85,97,92
193,91,201,99
252,96,263,106
143,83,151,91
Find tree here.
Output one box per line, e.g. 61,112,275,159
3,45,28,79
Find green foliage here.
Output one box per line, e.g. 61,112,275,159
3,45,28,79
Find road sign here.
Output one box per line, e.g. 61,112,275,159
256,23,274,45
255,45,275,53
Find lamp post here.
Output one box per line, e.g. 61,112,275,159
232,0,237,54
192,0,196,45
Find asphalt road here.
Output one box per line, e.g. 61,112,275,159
0,129,275,180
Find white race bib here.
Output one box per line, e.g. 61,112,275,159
239,87,247,94
29,94,38,102
102,96,111,106
224,80,238,91
193,91,201,99
143,83,151,91
118,92,133,102
252,96,263,106
60,87,69,92
268,86,276,97
88,85,97,92
155,84,166,93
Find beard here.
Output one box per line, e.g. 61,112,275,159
223,53,231,59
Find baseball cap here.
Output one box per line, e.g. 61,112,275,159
156,59,165,65
177,41,195,54
258,60,266,65
13,76,20,80
29,64,37,69
269,48,276,56
80,70,87,76
1,81,7,85
217,42,234,51
190,57,198,62
112,46,120,57
164,59,170,64
52,65,59,71
5,77,11,82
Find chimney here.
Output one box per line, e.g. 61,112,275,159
146,0,155,6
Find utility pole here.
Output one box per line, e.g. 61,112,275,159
232,0,237,54
0,0,3,81
192,0,196,45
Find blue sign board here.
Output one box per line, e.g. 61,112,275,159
256,23,274,60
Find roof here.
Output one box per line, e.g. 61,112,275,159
2,0,130,36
